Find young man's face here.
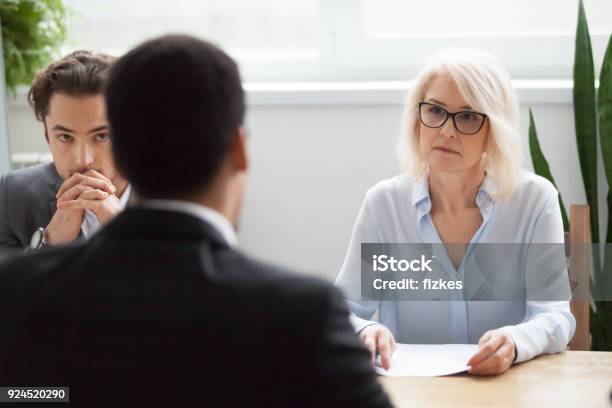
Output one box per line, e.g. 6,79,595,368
45,93,123,186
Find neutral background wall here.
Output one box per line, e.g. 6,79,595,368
6,86,607,282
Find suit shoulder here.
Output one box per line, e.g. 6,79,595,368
4,162,57,182
3,163,60,198
0,244,83,287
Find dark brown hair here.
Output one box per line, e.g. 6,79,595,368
28,50,115,124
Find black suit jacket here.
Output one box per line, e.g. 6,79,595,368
0,207,392,408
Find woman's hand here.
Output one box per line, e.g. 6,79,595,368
359,323,396,370
467,329,516,375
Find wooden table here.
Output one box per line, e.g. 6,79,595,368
380,351,612,408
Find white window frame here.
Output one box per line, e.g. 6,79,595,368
324,0,610,81
58,0,611,82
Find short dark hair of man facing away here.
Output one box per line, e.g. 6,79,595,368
105,35,246,199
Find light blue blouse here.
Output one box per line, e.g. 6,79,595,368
335,170,576,363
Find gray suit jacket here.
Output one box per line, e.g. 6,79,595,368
0,162,62,257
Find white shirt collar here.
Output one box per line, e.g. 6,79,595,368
411,174,496,225
81,184,132,239
140,199,238,247
411,173,496,208
118,184,131,207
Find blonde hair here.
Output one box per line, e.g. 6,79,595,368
397,48,523,200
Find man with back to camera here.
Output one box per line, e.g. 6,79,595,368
0,35,393,407
0,51,129,259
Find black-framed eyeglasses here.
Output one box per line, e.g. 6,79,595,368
418,102,487,135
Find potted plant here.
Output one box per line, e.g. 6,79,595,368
530,0,611,351
0,0,67,172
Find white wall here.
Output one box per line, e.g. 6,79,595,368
6,85,607,282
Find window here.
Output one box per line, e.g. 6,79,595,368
364,0,611,37
62,0,612,81
64,0,320,80
337,0,612,79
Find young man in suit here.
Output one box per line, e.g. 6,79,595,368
0,51,129,258
0,35,393,407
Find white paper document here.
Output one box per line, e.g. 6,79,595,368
375,343,479,377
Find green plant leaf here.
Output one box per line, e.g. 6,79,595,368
597,34,612,305
0,0,67,94
528,108,569,231
573,0,609,351
573,0,599,244
599,35,612,243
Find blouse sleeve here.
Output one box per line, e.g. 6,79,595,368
497,190,576,363
335,189,382,333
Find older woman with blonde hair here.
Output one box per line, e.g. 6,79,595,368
335,48,575,376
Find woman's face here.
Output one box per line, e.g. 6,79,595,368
418,73,489,175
